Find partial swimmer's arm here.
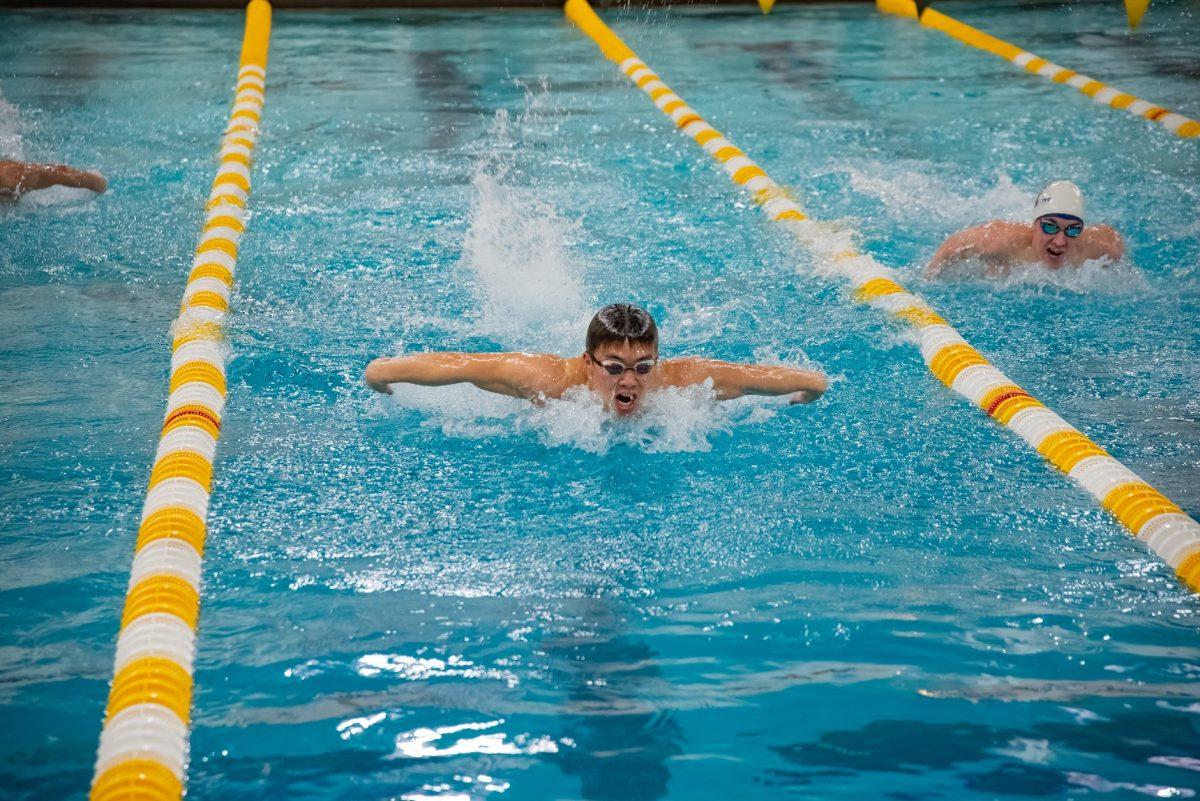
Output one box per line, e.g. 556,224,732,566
927,228,982,278
926,222,1012,278
665,358,828,403
0,160,107,196
364,352,565,399
1080,224,1124,264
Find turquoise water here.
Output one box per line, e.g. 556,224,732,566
2,2,1199,798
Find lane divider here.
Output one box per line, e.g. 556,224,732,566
876,0,1198,139
89,3,271,799
563,0,1200,592
1125,0,1150,29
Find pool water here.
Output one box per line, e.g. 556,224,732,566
2,2,1199,798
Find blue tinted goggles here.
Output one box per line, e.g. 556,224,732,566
1039,219,1083,238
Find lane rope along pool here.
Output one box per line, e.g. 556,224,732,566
563,0,1200,593
88,2,272,799
876,0,1199,139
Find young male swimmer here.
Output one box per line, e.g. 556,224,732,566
926,180,1123,277
0,159,107,200
364,303,827,416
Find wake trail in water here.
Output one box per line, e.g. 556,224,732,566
844,165,1029,228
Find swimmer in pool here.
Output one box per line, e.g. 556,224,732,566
364,303,827,416
0,159,107,200
926,180,1123,278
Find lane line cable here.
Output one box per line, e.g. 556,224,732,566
877,0,1198,139
89,3,272,799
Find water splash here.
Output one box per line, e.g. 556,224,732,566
926,255,1148,295
385,380,785,455
844,165,1030,227
460,170,590,351
459,104,591,352
0,84,24,161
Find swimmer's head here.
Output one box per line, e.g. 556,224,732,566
584,304,659,417
1032,180,1084,223
1031,181,1085,267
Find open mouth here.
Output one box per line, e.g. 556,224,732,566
613,391,637,414
1045,244,1066,261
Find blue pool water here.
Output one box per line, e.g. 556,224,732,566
2,2,1199,798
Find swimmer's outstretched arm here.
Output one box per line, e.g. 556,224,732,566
364,352,566,399
666,358,828,404
0,160,107,196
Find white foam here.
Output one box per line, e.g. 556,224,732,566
385,380,784,456
987,258,1148,295
0,83,24,160
458,111,591,352
844,166,1028,228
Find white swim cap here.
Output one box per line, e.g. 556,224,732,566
1032,180,1084,222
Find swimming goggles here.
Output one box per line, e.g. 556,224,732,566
592,356,656,376
1039,219,1083,238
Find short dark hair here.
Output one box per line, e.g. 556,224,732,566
586,303,658,353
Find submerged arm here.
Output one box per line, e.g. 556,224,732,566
364,352,564,399
667,358,828,403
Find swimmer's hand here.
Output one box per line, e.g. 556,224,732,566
82,170,107,194
364,359,394,395
789,388,823,404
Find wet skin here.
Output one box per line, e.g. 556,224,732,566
0,160,106,199
1032,214,1080,268
926,217,1124,277
584,340,658,417
364,345,827,414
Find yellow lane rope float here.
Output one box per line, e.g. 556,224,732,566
1125,0,1150,30
563,0,1200,592
89,3,271,799
876,0,1197,138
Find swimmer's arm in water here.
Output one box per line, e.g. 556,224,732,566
0,160,107,197
926,222,1013,277
665,358,828,404
364,352,567,399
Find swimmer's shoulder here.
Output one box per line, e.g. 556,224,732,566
657,357,708,387
1079,224,1124,263
506,352,583,399
973,220,1026,253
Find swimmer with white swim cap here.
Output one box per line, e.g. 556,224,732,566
365,303,827,416
926,180,1124,277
